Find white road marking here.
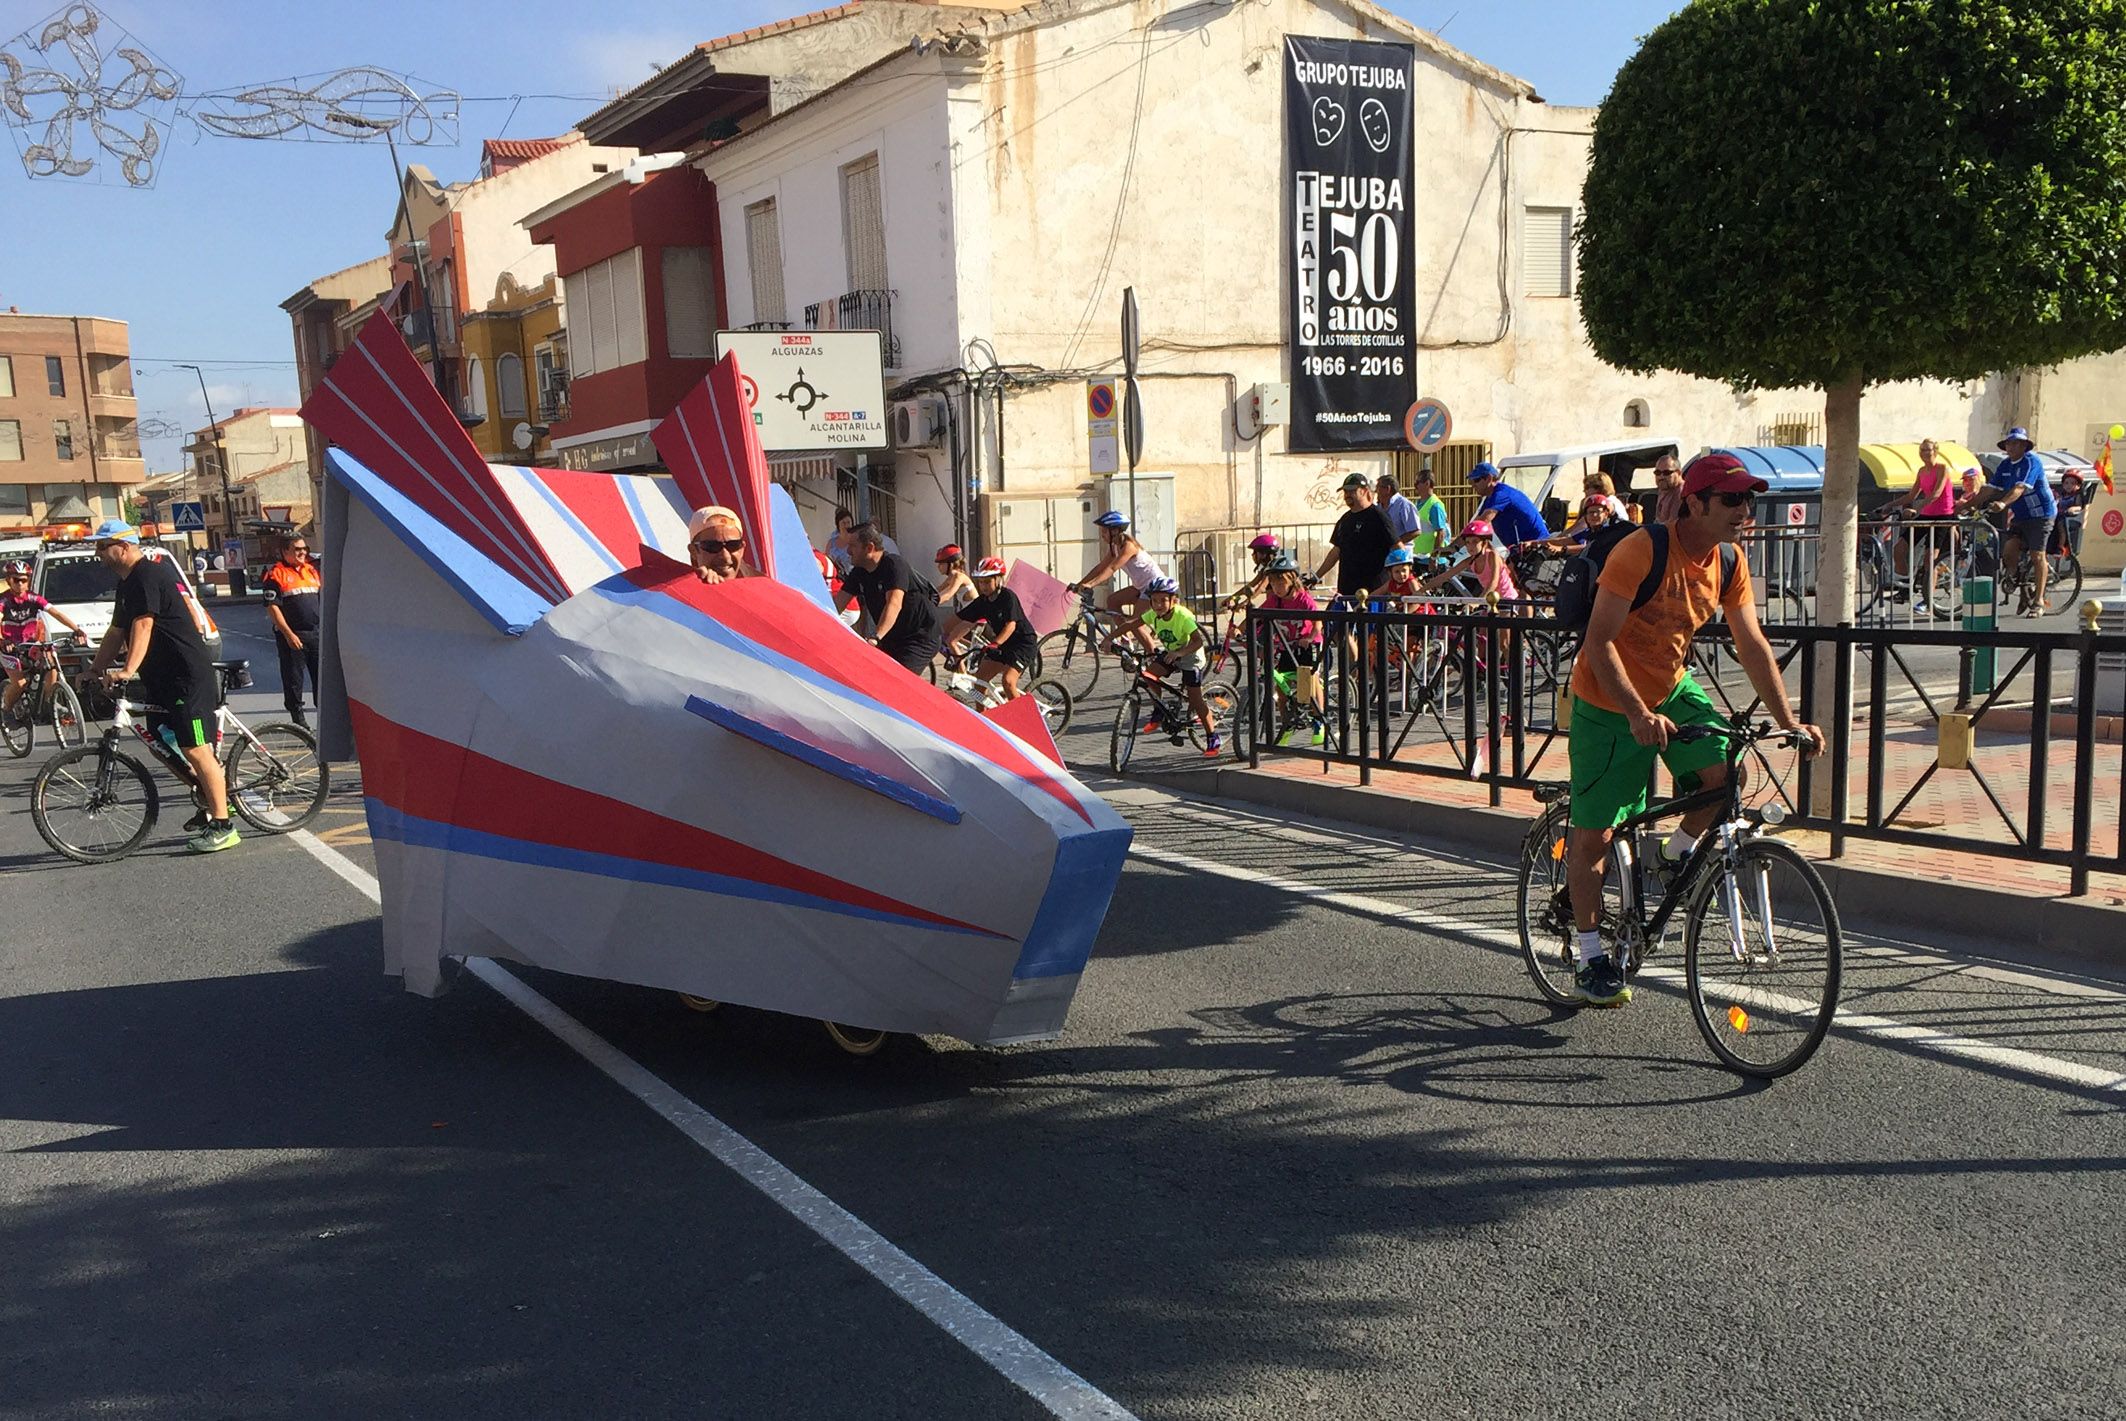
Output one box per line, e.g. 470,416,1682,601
1127,841,2126,1095
287,829,1136,1421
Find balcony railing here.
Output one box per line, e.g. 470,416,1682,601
803,289,899,367
743,320,792,332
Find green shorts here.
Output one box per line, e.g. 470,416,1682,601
1567,674,1727,831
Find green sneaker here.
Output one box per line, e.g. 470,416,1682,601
187,821,241,854
1309,720,1326,746
1573,953,1632,1006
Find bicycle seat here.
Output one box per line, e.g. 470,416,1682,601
1531,782,1570,804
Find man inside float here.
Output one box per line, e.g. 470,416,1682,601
687,506,755,585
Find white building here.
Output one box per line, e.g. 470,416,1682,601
699,0,2013,582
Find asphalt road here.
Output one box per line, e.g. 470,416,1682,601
2,603,2122,1420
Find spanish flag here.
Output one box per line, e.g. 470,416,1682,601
2098,436,2116,497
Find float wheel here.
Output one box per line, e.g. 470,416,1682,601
821,1020,889,1056
677,993,722,1013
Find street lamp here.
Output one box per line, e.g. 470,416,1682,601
173,363,236,544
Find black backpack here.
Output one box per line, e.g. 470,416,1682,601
1552,523,1737,629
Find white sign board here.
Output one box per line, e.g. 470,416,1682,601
1086,379,1120,477
713,330,888,453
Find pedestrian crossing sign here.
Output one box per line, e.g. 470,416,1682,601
171,501,206,531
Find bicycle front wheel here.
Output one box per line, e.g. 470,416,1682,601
1109,689,1142,772
225,721,331,832
45,677,86,748
32,745,160,863
1684,837,1842,1078
1024,677,1074,739
1039,627,1101,703
1201,679,1246,759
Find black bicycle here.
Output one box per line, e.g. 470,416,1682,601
1515,718,1842,1078
1107,640,1246,772
0,637,87,758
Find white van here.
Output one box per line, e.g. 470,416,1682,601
31,538,222,660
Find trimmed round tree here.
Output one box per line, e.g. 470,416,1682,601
1578,0,2126,626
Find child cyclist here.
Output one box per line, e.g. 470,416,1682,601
1127,576,1221,756
1259,555,1326,743
1372,545,1422,603
1419,519,1520,603
932,544,975,610
2,561,84,719
1225,532,1286,612
942,557,1039,699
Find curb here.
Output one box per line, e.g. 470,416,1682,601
1124,763,2124,975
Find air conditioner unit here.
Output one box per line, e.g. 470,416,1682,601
892,396,948,449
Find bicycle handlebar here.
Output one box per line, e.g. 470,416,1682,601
1670,720,1812,751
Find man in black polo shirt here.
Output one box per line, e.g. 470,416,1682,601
85,520,236,853
836,522,943,674
1315,472,1396,599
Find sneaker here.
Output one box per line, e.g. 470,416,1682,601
1309,721,1326,747
1574,953,1632,1006
1203,732,1224,757
1143,714,1164,734
183,809,209,833
187,821,241,854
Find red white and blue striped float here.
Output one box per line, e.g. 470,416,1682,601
303,314,1129,1045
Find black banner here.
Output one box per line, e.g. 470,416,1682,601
1285,35,1416,452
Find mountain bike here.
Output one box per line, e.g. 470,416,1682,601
0,638,87,758
935,659,1074,737
1514,718,1842,1078
1107,641,1246,772
30,678,331,863
1038,590,1131,703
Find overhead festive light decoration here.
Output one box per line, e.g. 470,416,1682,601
191,67,460,146
0,2,182,187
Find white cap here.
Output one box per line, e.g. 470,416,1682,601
687,505,744,539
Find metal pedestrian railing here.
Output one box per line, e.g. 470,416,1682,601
1244,601,2126,896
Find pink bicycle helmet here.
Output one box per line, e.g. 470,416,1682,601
1462,518,1495,541
1248,532,1282,552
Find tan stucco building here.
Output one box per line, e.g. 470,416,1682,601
0,311,146,534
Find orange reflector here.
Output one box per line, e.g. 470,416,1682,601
1550,838,1566,861
1727,1005,1751,1033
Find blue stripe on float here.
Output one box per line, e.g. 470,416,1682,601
327,449,549,635
519,468,625,575
1012,824,1134,980
616,474,659,548
685,695,961,824
364,798,998,937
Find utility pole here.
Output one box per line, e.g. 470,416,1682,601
175,364,236,543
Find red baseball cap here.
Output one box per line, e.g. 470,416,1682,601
1680,452,1768,499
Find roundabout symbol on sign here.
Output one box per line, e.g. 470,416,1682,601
777,368,826,417
1402,398,1453,453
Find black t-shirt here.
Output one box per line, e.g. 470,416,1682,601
956,588,1036,658
1331,504,1396,596
115,554,214,689
842,553,941,653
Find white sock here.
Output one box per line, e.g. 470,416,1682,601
1662,828,1699,862
1575,929,1604,964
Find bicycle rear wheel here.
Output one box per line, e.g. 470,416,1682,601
1683,837,1842,1077
1516,801,1581,1005
1039,627,1101,703
1202,679,1246,759
225,721,331,832
32,745,160,863
1024,677,1074,738
2044,549,2083,610
44,677,86,748
1,700,31,758
1109,689,1143,772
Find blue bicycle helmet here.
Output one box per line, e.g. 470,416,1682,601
1094,510,1130,529
1383,546,1414,567
1146,575,1180,595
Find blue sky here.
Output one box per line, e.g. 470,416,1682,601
0,0,1679,471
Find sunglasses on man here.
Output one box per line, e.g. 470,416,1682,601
693,537,745,554
1707,490,1754,508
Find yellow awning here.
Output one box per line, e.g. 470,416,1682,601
1856,441,1982,491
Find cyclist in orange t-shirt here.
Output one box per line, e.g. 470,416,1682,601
1563,453,1824,1005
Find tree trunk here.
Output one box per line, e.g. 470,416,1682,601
1818,375,1864,629
1810,374,1865,821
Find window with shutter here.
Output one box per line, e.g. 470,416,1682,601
561,251,648,377
614,249,646,367
745,200,786,322
1523,206,1572,298
841,154,887,292
663,247,716,358
497,353,526,418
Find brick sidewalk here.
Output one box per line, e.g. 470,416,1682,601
1242,718,2126,904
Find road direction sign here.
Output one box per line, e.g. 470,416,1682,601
712,330,888,452
170,501,206,531
1402,398,1453,452
1087,379,1119,476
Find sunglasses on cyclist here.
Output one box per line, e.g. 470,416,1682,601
1708,490,1754,508
693,537,745,553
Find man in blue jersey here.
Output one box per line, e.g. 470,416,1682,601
1468,462,1549,545
1989,427,2057,616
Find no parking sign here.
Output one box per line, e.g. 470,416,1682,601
1402,398,1452,452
